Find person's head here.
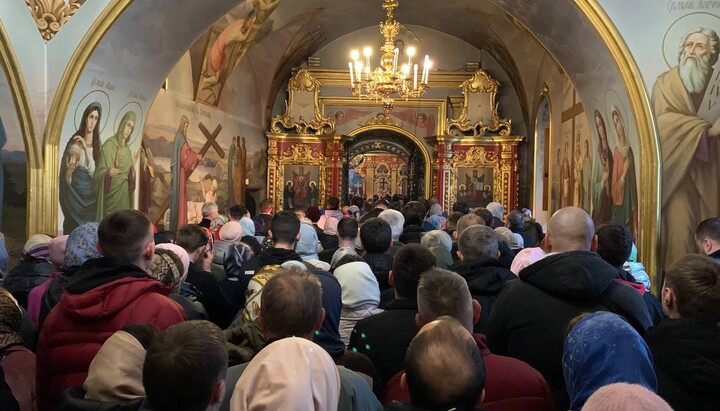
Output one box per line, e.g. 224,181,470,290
295,223,320,260
582,383,673,411
175,224,210,264
471,207,494,227
678,27,720,93
611,108,628,147
510,247,546,276
421,230,452,252
306,206,321,222
22,234,52,262
417,269,480,332
259,198,273,214
231,337,340,411
695,217,720,255
333,261,380,309
219,221,244,243
378,209,405,241
458,225,499,261
403,201,427,222
326,196,340,210
596,223,633,267
116,111,136,144
506,209,524,229
594,109,609,150
98,210,154,269
269,210,301,248
143,321,227,411
259,267,325,340
486,202,504,220
229,204,249,221
84,325,160,402
563,312,656,411
662,254,720,321
177,115,189,136
454,213,485,241
360,217,392,254
391,243,436,299
146,245,189,294
0,287,22,350
48,235,69,268
201,202,219,219
452,201,469,214
64,222,102,270
330,247,359,269
546,206,596,253
403,317,486,411
336,217,359,242
446,212,463,232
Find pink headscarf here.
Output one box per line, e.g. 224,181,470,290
48,235,69,268
323,218,339,236
582,383,672,411
510,247,546,276
231,337,340,411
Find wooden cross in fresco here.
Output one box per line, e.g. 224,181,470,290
198,122,225,159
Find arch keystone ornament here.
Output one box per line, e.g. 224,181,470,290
26,0,87,42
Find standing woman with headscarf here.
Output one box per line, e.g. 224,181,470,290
94,111,137,220
59,103,102,233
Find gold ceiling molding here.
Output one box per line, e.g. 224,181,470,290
271,69,335,135
42,0,133,235
446,69,512,137
26,0,87,42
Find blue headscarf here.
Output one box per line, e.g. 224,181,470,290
422,215,442,231
64,222,102,270
563,311,657,411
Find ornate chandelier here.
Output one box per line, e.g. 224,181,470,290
348,0,431,113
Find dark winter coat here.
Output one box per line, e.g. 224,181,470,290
3,258,54,309
449,256,516,334
363,252,393,291
186,262,234,329
645,318,720,411
486,251,652,411
36,258,185,410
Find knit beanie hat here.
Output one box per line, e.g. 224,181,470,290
22,234,52,261
220,221,244,242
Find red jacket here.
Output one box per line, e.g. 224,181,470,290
36,258,185,410
382,334,555,411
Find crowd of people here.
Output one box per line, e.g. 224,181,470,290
0,194,718,411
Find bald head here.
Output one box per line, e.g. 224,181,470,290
404,317,485,411
547,207,595,252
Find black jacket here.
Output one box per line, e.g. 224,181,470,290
185,262,234,329
363,252,393,291
399,225,424,244
58,386,145,411
449,256,516,334
486,251,652,410
645,318,720,411
613,266,665,326
3,258,54,309
348,298,418,387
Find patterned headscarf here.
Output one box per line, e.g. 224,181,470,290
0,289,23,349
22,234,52,261
242,265,281,322
563,312,657,411
146,247,187,294
64,222,102,270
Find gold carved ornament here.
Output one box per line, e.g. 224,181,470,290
274,143,329,211
26,0,86,42
446,69,512,137
361,113,403,128
271,69,336,135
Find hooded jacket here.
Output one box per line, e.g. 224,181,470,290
363,252,393,291
486,251,652,411
449,256,516,334
36,257,185,410
645,318,720,411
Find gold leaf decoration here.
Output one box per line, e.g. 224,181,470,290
26,0,86,42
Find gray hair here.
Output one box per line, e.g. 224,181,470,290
459,225,498,260
378,209,405,241
201,202,218,217
486,202,504,219
417,268,473,332
679,27,720,66
421,230,452,252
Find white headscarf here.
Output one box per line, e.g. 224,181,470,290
231,337,340,411
333,261,380,309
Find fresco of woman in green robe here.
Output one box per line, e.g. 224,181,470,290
94,111,137,220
